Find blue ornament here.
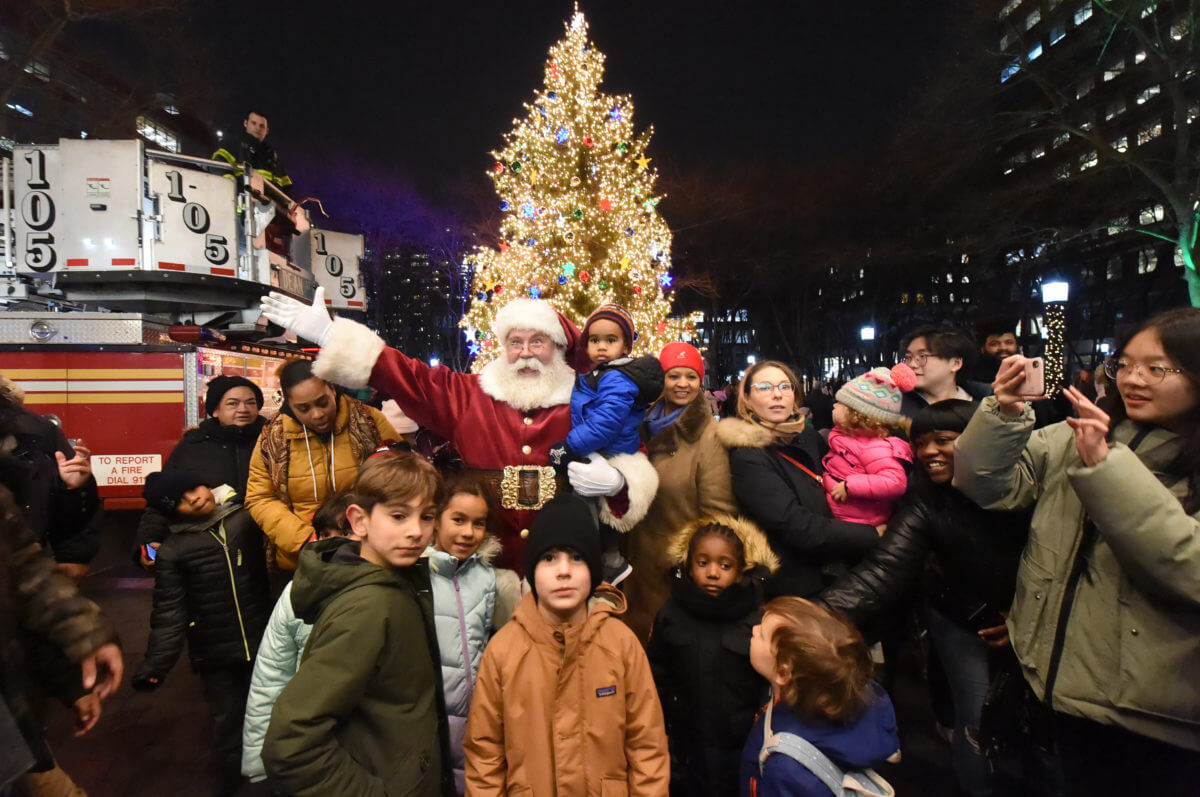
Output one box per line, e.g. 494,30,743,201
499,201,510,211
538,106,547,118
521,202,536,218
548,91,557,101
556,126,569,145
468,342,481,356
625,227,635,237
659,274,673,288
527,237,536,246
476,292,486,301
608,105,622,121
557,276,568,285
529,285,541,299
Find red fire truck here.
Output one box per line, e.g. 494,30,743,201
0,139,368,508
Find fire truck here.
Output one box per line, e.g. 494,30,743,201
0,138,368,508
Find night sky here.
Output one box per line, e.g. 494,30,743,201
184,1,950,201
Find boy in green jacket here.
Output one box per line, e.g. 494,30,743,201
262,450,455,796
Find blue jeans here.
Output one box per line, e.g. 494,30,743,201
925,604,998,797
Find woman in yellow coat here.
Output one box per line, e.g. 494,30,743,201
245,360,396,575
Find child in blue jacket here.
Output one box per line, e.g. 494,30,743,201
741,597,899,797
549,303,664,584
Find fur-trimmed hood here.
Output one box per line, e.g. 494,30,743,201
714,416,777,450
665,514,780,573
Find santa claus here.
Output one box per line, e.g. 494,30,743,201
261,288,658,572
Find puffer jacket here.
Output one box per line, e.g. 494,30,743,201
568,358,652,457
262,537,455,796
463,586,670,796
647,515,777,797
819,480,1029,633
245,396,395,571
240,580,311,782
425,537,511,794
134,416,266,556
820,428,912,526
718,418,880,598
954,397,1200,752
136,488,270,681
623,394,737,643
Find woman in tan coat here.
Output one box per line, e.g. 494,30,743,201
244,360,396,575
623,343,737,642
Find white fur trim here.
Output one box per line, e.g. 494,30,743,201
492,299,568,347
312,317,386,389
601,452,659,532
477,354,573,410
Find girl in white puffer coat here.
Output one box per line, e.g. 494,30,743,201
425,473,522,795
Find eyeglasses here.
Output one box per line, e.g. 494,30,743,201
750,381,794,394
506,336,551,352
902,352,930,367
1103,360,1184,384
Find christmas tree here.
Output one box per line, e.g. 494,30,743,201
460,6,697,370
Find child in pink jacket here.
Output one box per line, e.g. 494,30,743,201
822,365,916,526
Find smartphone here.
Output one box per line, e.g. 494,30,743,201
67,438,79,448
1021,357,1045,397
142,544,157,563
966,602,1007,633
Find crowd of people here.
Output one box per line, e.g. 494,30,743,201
2,295,1198,797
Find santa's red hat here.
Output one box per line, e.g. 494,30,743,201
492,298,590,371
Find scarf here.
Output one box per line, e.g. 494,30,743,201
645,402,687,439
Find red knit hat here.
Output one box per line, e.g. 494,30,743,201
582,304,637,348
659,341,704,382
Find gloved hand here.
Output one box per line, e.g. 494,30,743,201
131,672,163,692
567,453,626,497
261,286,333,345
548,438,580,479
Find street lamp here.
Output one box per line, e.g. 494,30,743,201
859,325,875,341
1040,281,1069,397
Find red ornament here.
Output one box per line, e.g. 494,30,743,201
656,321,668,335
579,271,591,283
584,135,595,148
498,241,509,253
598,198,612,212
633,285,643,295
494,284,504,295
493,162,505,173
549,61,559,78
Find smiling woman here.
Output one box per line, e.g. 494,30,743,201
955,307,1200,792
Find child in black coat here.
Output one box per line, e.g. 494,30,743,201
647,515,779,797
132,469,270,796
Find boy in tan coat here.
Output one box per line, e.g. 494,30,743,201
463,494,669,795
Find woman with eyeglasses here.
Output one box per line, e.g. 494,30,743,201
717,361,883,599
954,307,1200,794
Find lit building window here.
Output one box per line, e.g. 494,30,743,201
1027,42,1043,60
1136,85,1160,105
1177,249,1188,268
1134,50,1147,64
1032,145,1046,159
1075,3,1093,24
1001,31,1014,50
1103,60,1125,81
23,60,50,81
1137,122,1162,145
1106,256,1121,280
1001,61,1020,82
1047,0,1061,8
1137,249,1157,273
1105,100,1126,120
1056,162,1072,180
136,115,179,152
1171,18,1190,40
1000,0,1023,20
1188,103,1200,124
1075,77,1094,99
1140,4,1155,17
1053,131,1071,148
1112,135,1128,152
1139,204,1165,224
1049,23,1067,44
1025,9,1041,29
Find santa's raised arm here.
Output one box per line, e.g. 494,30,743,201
261,288,657,572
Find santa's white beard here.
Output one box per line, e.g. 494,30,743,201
478,351,575,411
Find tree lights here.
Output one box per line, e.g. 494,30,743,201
1041,281,1069,397
460,6,697,370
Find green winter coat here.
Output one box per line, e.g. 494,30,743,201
954,397,1200,752
262,537,454,796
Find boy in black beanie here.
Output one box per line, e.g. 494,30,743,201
463,494,669,794
134,470,269,796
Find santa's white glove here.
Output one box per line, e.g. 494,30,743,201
260,286,333,345
567,453,626,497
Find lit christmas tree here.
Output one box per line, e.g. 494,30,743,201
460,6,697,370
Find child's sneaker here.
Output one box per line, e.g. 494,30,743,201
602,551,633,587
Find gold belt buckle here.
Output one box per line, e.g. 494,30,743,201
499,465,557,511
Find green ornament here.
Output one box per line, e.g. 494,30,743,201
572,208,583,219
562,262,576,276
618,142,630,152
512,161,523,172
475,330,484,340
598,280,609,290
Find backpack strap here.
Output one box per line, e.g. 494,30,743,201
757,700,846,795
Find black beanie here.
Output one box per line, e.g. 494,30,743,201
204,376,264,418
525,494,603,599
910,398,978,440
143,469,207,515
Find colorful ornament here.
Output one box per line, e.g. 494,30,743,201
618,142,629,152
557,276,568,285
643,198,659,212
548,90,558,100
529,285,541,299
476,292,486,301
572,208,583,219
636,156,652,170
562,262,576,276
633,285,642,295
625,227,635,237
549,62,558,79
564,231,576,242
498,241,509,253
656,321,668,335
475,329,485,340
609,105,623,121
598,198,612,212
584,135,595,147
493,284,504,295
659,274,673,288
598,280,608,290
512,161,523,172
521,202,536,218
499,201,511,211
579,271,591,283
493,162,505,173
570,176,581,186
468,342,481,356
556,126,569,145
619,257,631,270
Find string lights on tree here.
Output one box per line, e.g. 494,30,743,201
1041,280,1070,397
460,5,699,370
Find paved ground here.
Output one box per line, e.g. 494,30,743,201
42,511,957,796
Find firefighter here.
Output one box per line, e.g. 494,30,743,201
212,110,292,190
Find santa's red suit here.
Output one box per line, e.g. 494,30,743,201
311,305,658,573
